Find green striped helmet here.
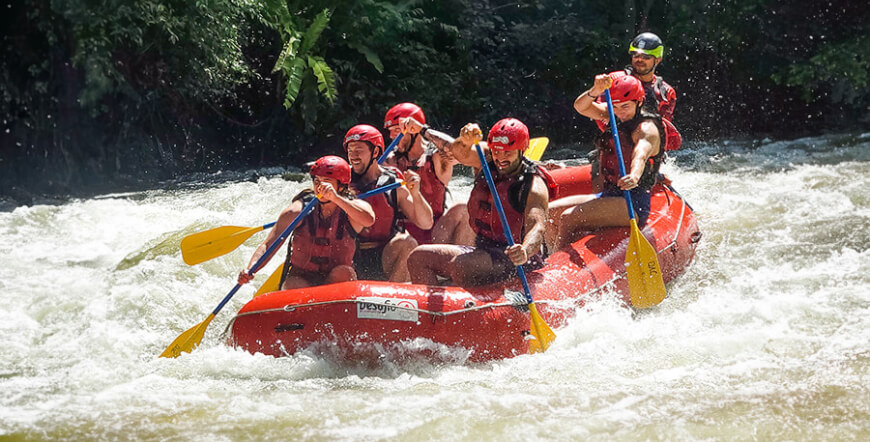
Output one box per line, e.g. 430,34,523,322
629,32,664,58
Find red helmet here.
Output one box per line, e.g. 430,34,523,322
486,118,529,152
342,124,385,155
608,72,645,103
310,155,351,185
384,102,426,128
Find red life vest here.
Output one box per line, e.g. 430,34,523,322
595,110,665,191
596,71,682,151
467,158,546,247
286,193,357,273
352,166,402,247
644,76,675,119
393,148,446,219
643,75,682,151
392,142,447,244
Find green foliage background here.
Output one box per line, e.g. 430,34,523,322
2,0,867,199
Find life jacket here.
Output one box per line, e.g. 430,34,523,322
392,143,447,219
391,141,447,244
596,69,682,150
467,157,549,247
352,166,402,247
595,108,665,192
285,192,357,273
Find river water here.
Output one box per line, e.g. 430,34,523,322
1,133,868,440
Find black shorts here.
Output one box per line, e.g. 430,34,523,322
354,244,388,281
460,237,544,286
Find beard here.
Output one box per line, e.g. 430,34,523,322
632,60,656,76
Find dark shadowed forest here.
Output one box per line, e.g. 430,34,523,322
2,0,867,202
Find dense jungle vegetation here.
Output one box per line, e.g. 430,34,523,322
2,0,867,201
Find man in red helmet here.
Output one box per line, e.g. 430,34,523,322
405,118,549,286
238,156,375,289
382,103,475,246
547,73,664,250
343,124,434,282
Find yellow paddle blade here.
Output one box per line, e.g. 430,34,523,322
625,219,667,308
253,264,285,298
526,303,556,353
524,137,550,161
180,225,266,265
159,314,216,358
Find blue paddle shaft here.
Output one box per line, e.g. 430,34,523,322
473,144,534,303
357,180,403,199
211,196,320,315
604,89,637,221
377,132,404,164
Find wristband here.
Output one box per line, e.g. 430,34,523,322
586,91,599,99
420,125,431,137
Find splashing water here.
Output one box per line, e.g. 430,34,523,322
1,134,868,440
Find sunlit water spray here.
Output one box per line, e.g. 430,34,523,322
1,134,868,439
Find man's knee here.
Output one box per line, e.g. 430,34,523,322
328,265,356,283
452,204,469,221
407,246,428,269
387,233,418,255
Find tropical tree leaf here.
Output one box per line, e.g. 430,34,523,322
259,0,294,37
347,42,384,73
272,34,299,73
300,9,331,55
308,56,337,103
282,57,307,109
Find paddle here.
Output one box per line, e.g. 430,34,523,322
524,137,549,161
180,177,406,265
248,180,406,296
253,263,284,298
181,223,276,266
163,180,409,358
473,143,556,353
603,89,667,308
377,132,404,164
180,136,400,267
160,195,321,358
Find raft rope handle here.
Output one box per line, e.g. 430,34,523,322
219,298,562,339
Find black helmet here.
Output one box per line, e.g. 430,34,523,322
629,32,664,58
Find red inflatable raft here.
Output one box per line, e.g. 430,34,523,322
226,165,701,362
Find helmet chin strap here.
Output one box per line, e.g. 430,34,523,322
505,158,523,176
395,133,418,159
